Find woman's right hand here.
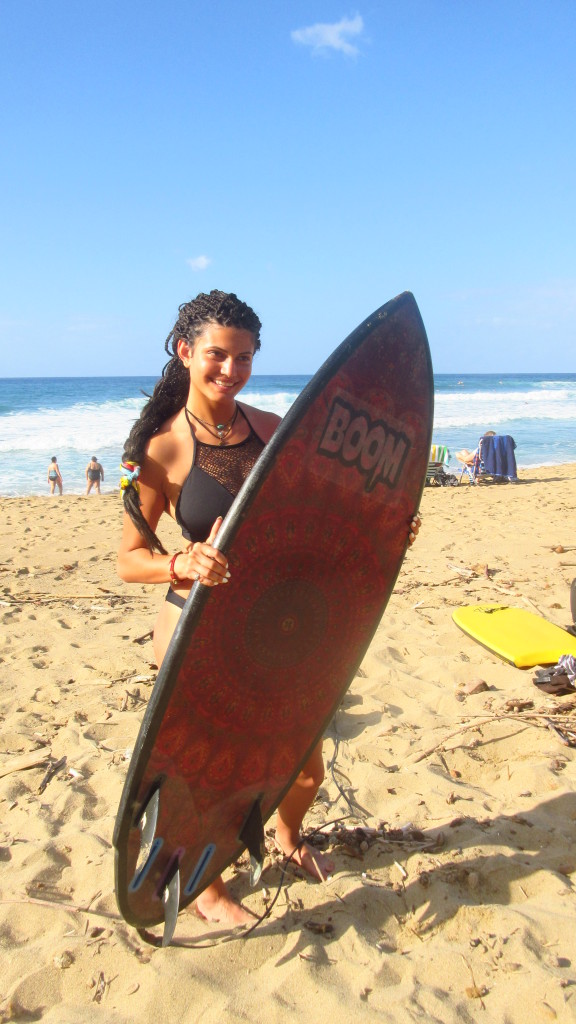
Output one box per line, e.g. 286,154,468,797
174,517,230,587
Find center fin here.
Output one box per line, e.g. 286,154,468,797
239,797,265,886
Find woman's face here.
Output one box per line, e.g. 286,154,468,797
178,325,255,406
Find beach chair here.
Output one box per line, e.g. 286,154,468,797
426,444,458,486
480,434,518,482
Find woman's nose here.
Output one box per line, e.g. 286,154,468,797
221,357,236,377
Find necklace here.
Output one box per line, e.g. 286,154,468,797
185,403,239,445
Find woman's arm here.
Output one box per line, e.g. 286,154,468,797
117,455,229,587
117,467,171,583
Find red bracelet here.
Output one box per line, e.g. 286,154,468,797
168,552,182,586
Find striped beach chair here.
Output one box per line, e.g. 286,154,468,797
426,445,458,486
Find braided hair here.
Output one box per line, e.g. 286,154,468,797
121,290,262,552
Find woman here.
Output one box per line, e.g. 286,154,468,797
118,290,419,926
47,456,63,495
86,456,104,494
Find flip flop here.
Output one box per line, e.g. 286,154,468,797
533,673,574,696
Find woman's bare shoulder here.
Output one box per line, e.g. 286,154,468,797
146,410,187,457
238,402,281,443
143,409,188,485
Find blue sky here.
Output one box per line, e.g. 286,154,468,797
1,0,574,376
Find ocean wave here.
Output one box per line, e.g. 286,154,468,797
3,383,575,454
0,398,146,453
1,375,575,495
433,388,576,429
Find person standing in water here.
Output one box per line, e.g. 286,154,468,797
117,289,420,926
47,456,63,495
86,456,104,494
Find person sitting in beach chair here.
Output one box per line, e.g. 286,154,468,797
455,445,482,484
426,444,458,486
456,431,518,484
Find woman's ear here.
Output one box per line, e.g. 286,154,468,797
176,338,194,366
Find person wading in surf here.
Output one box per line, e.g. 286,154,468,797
117,289,420,927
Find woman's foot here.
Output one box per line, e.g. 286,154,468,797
275,833,335,881
194,877,254,927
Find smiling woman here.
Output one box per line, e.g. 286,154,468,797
118,291,265,555
116,288,337,928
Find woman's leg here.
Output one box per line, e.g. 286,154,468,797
274,740,335,880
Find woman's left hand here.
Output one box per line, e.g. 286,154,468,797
408,514,421,546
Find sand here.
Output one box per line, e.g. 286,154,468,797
1,464,576,1023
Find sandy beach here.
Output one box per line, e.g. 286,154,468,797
2,464,576,1023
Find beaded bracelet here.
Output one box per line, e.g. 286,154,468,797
168,552,183,586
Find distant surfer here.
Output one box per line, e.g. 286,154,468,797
117,290,420,928
47,456,63,495
86,456,104,494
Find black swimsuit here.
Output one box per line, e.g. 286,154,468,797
167,409,265,609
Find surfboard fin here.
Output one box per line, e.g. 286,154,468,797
239,798,265,886
161,867,181,947
134,786,160,876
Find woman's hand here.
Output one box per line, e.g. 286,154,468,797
408,514,421,546
174,517,230,587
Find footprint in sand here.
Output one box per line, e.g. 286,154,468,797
6,965,63,1020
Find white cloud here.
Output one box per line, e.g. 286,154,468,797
187,255,212,271
291,14,364,57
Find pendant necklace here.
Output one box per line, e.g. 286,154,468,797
185,403,239,445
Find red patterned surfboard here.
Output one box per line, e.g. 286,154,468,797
114,292,433,943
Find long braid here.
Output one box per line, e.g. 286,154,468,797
121,290,262,552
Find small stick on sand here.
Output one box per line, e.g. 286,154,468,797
38,756,67,794
0,747,51,779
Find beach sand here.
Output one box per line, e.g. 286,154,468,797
2,464,576,1023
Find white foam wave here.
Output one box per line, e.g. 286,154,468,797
240,390,298,417
0,397,146,453
1,381,575,496
4,385,572,456
433,388,576,430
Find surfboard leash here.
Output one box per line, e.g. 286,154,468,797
150,814,351,949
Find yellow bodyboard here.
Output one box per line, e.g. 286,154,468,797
452,604,576,668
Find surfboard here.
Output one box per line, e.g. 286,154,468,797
113,292,433,944
453,604,576,668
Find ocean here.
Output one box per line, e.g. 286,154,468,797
0,373,575,497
